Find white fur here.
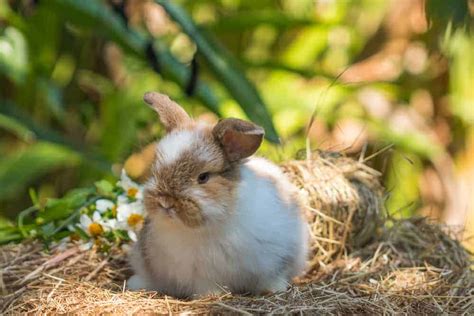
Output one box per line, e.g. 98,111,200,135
157,130,196,165
156,129,215,166
128,157,308,297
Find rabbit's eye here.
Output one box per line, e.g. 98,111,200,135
197,172,210,184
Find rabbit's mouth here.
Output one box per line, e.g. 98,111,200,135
144,189,205,228
174,199,205,228
156,199,205,228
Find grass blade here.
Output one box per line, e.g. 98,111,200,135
45,0,221,114
156,0,279,143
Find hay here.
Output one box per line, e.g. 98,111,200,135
1,153,473,314
280,151,384,270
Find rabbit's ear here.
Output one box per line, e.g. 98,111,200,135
143,92,192,132
213,118,264,162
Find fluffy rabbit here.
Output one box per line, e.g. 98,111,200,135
127,92,308,298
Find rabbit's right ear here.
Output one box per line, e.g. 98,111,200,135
213,118,264,162
143,92,192,132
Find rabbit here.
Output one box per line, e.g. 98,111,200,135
127,92,308,298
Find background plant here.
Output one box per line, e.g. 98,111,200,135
0,0,473,250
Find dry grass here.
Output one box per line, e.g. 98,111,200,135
281,151,384,270
1,152,473,314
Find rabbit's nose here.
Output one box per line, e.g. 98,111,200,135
158,198,174,211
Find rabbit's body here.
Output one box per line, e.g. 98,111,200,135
129,157,307,297
128,92,308,298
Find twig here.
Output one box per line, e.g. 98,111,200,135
84,258,109,282
214,302,253,315
16,247,80,286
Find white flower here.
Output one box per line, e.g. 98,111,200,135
117,202,145,227
117,194,129,206
116,201,145,241
117,201,144,220
78,211,109,237
118,169,143,200
128,230,138,242
102,218,118,231
114,170,146,242
95,199,115,213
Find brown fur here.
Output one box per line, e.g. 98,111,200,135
213,118,264,162
144,127,240,228
138,218,155,279
142,92,264,228
143,92,193,132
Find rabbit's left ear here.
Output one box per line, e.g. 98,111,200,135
143,92,192,132
213,118,264,162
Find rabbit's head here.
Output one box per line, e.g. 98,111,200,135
143,92,264,228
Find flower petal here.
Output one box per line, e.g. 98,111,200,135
117,195,128,206
92,211,102,222
96,199,115,213
117,204,132,222
103,218,117,230
129,201,145,215
118,169,133,190
79,214,92,229
118,169,143,194
128,230,138,242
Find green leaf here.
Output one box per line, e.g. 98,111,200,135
0,216,13,229
17,206,38,237
0,142,81,200
43,0,221,114
37,77,66,121
43,0,143,54
99,92,141,161
204,10,315,31
23,4,62,75
156,0,280,143
0,2,27,32
241,58,320,79
28,188,40,208
0,100,111,171
47,196,99,238
151,40,221,114
281,25,328,70
445,31,474,124
0,112,35,142
0,26,28,83
0,227,23,244
369,121,443,160
40,187,94,222
50,230,71,242
95,179,114,196
40,222,56,237
0,218,21,244
425,0,472,33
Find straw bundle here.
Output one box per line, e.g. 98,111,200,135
280,151,384,270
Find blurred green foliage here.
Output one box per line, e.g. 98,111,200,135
0,0,473,229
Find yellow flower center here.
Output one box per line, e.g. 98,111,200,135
111,205,117,217
127,213,144,228
88,223,104,236
127,187,138,198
